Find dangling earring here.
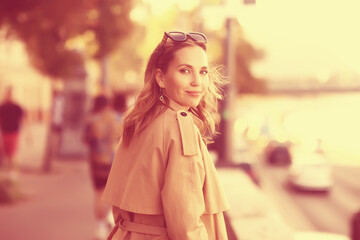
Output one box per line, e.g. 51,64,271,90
159,88,165,102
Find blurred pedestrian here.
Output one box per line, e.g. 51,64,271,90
50,89,65,147
43,89,65,172
83,95,121,240
0,87,24,182
112,93,127,123
103,31,229,239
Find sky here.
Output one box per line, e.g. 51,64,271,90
140,0,360,82
234,0,360,81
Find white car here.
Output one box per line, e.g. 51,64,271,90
288,152,333,192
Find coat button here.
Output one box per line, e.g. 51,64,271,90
181,112,187,117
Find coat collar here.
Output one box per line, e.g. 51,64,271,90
162,97,203,130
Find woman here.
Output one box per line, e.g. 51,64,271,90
103,31,229,239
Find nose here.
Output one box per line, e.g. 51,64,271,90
191,72,201,86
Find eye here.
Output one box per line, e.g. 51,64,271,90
200,70,208,75
180,68,191,74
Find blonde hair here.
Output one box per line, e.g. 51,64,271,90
122,36,225,146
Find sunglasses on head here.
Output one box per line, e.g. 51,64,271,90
163,31,207,43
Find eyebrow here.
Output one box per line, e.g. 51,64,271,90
176,64,208,69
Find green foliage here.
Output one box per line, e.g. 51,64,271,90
92,0,133,59
0,0,133,80
232,23,267,93
235,37,267,93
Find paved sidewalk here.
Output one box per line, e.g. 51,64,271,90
218,168,294,240
0,122,294,240
0,160,97,240
0,123,97,240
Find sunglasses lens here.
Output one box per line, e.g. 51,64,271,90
165,31,207,43
167,32,187,41
188,33,207,43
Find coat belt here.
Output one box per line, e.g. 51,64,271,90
107,218,167,239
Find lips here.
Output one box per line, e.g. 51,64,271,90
186,91,202,97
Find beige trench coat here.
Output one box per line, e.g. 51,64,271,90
102,98,230,240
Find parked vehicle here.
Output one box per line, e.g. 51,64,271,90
288,152,333,192
265,140,292,165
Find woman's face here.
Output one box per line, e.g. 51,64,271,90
156,45,209,109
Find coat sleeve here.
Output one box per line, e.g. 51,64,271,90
161,113,208,240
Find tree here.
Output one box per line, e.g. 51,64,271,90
0,0,133,80
232,22,267,93
0,0,133,171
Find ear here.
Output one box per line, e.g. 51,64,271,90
155,69,165,88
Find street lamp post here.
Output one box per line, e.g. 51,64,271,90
218,16,236,165
203,0,255,165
